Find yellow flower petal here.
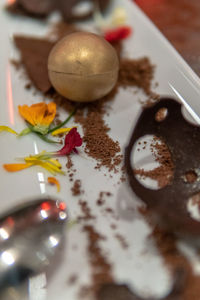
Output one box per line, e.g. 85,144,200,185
51,127,76,136
37,160,64,175
25,157,64,175
49,158,62,168
48,177,61,192
0,126,18,135
3,163,33,172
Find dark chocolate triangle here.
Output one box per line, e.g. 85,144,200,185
14,36,54,93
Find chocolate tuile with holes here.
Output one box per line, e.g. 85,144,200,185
97,268,185,300
125,98,200,237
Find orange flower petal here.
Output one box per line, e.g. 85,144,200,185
48,177,61,192
41,102,56,126
18,105,35,126
18,102,56,127
3,163,33,172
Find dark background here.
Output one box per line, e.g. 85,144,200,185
135,0,200,77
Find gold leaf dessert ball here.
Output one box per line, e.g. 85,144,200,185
48,32,119,102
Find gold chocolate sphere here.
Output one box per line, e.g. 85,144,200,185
48,32,119,102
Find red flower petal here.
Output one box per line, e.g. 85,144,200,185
57,128,82,156
104,26,132,43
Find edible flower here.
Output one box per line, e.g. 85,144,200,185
94,6,132,42
51,127,76,136
48,177,61,192
3,128,82,174
57,128,82,155
104,26,132,43
0,126,18,135
3,157,64,175
18,102,56,135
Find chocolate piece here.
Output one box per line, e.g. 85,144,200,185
58,0,110,22
7,0,110,21
18,0,55,16
125,98,200,236
6,0,55,18
97,269,185,300
14,35,54,93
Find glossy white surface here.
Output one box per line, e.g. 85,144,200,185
1,0,200,299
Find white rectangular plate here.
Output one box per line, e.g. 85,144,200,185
1,0,200,299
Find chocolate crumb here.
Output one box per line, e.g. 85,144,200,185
119,57,155,96
71,179,82,196
134,137,174,188
83,225,113,293
78,200,95,221
110,224,117,230
68,274,78,285
184,170,197,184
96,191,112,206
74,101,122,172
66,156,73,169
115,234,129,249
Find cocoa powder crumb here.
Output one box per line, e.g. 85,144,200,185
110,224,117,230
184,170,197,183
96,191,112,206
71,179,82,196
66,155,73,169
74,102,122,172
10,58,22,70
83,225,113,293
78,200,95,221
135,137,174,188
119,57,155,96
68,274,78,285
115,234,129,249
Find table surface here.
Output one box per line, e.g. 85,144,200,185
135,0,200,77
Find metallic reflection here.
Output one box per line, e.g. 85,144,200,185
0,198,67,296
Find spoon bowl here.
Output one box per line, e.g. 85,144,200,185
0,198,67,295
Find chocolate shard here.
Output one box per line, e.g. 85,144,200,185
58,0,110,22
6,0,55,18
17,0,55,16
7,0,111,21
125,98,200,236
14,35,54,93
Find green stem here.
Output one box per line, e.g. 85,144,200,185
48,109,76,134
26,123,60,144
36,133,60,144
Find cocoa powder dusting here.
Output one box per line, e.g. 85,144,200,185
74,102,122,171
83,225,114,293
135,137,174,188
119,57,155,96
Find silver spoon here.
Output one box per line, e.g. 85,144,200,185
0,198,67,298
